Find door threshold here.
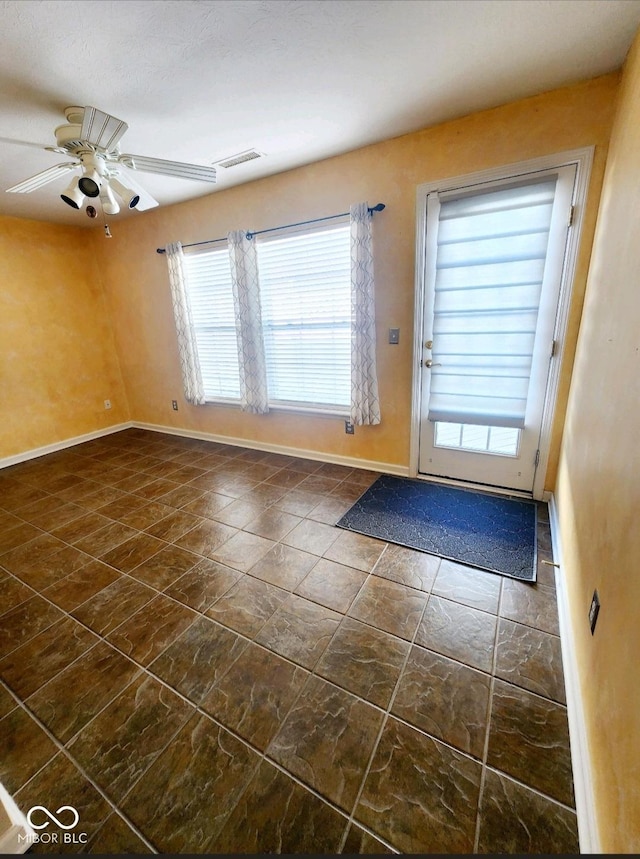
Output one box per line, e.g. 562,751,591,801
415,472,534,501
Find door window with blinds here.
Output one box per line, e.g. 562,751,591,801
181,220,351,411
417,162,577,492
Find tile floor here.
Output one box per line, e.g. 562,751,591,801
0,429,579,854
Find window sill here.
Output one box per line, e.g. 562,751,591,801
202,398,349,420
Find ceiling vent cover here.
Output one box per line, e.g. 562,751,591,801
215,149,264,169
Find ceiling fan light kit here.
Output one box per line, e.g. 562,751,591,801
6,105,217,227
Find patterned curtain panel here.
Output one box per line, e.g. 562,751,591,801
350,203,381,425
165,242,206,405
228,231,269,414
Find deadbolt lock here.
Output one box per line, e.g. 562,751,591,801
425,339,433,349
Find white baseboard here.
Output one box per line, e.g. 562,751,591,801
548,493,601,853
0,423,133,471
132,421,410,477
1,419,409,479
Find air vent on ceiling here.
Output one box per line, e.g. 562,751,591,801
215,149,264,169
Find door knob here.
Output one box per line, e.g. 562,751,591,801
424,359,441,368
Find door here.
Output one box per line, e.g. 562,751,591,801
418,165,576,493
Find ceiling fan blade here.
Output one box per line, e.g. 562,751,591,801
119,153,217,183
110,165,159,211
0,136,50,151
6,162,78,193
81,106,128,150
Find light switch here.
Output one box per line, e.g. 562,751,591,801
388,328,400,345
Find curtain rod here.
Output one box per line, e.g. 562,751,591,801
155,203,385,254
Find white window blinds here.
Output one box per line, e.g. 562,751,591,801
256,223,351,410
427,178,557,428
182,247,241,401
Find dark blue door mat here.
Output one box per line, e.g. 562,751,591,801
337,475,537,582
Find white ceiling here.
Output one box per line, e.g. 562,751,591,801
1,0,639,228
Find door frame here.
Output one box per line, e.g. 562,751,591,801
409,147,594,500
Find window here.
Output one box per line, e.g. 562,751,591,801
182,247,240,401
181,222,352,412
256,223,351,410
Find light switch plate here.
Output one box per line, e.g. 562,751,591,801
389,328,400,345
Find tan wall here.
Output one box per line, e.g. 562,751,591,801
554,33,640,853
95,73,618,482
0,215,129,458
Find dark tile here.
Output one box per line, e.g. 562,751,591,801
74,520,139,558
0,684,16,718
282,519,340,556
432,559,502,613
416,595,497,672
107,595,197,665
15,752,112,853
249,543,317,591
149,616,247,704
175,518,237,556
26,641,140,743
298,474,341,494
342,823,395,854
356,716,482,853
165,558,241,612
256,594,342,668
244,507,302,540
133,477,181,501
316,617,409,709
0,533,67,577
145,508,202,542
324,530,387,572
0,596,64,659
206,576,289,638
87,813,152,854
214,759,348,853
0,575,33,614
295,558,367,613
0,707,58,793
307,496,352,525
181,491,233,519
100,532,165,573
121,714,260,853
210,498,266,529
0,520,42,553
373,543,440,592
12,544,90,591
392,646,491,758
268,675,384,812
119,500,175,530
128,544,200,590
156,483,205,508
349,575,427,640
72,577,156,636
478,768,579,854
210,530,275,572
0,616,98,699
501,579,560,635
68,674,193,801
49,511,112,543
202,642,308,750
487,679,574,806
42,559,121,611
274,488,326,516
495,618,566,703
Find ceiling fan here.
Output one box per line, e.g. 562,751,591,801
5,105,217,217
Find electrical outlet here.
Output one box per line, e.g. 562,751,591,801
388,327,400,345
172,400,179,411
104,399,112,410
589,589,600,635
345,420,354,435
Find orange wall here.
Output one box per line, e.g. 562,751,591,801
0,215,129,458
554,33,640,853
95,73,618,482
